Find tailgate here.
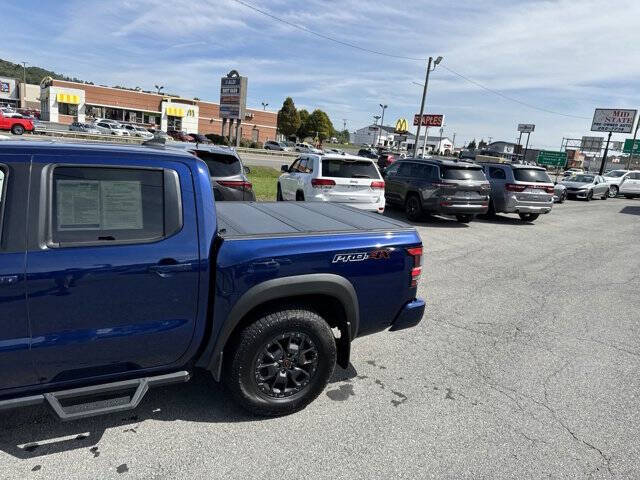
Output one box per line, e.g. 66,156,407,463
326,177,382,203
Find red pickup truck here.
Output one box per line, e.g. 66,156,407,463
0,110,34,135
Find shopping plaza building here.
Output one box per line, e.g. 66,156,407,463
34,78,277,142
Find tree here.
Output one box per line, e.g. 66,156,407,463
297,109,311,139
336,129,350,144
467,139,477,151
478,139,487,149
276,97,301,138
305,109,334,142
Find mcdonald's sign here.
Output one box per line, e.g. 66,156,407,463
394,118,409,133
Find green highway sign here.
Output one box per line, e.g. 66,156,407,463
536,150,567,167
623,138,640,154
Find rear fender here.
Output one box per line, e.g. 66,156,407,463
197,274,359,380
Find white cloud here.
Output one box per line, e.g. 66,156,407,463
1,0,638,146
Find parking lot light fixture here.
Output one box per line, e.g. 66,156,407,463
413,56,444,158
378,104,388,147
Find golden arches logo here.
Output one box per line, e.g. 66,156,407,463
395,118,408,133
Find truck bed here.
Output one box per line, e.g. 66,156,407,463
216,202,412,237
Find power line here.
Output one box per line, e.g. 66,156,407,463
231,0,425,61
439,66,591,120
232,0,590,120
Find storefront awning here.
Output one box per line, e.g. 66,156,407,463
166,106,184,117
56,93,80,104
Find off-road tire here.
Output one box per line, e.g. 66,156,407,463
222,307,336,417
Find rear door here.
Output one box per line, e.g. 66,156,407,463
629,172,640,193
281,157,301,200
0,158,39,390
320,158,383,204
26,155,200,384
382,162,401,203
487,166,507,208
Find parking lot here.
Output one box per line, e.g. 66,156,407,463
0,197,637,479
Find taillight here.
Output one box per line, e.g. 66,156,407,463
407,246,423,287
217,180,252,190
544,185,555,194
311,178,336,188
370,180,385,189
505,183,526,192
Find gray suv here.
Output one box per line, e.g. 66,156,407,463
384,157,490,223
480,162,553,222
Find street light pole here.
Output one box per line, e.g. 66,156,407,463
378,104,387,147
412,56,443,158
261,102,268,110
627,118,640,170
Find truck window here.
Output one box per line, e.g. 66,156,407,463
50,166,175,246
440,166,486,180
322,159,380,179
192,151,241,177
514,168,551,183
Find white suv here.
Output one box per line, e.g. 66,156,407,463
277,154,386,213
618,171,640,198
603,169,638,197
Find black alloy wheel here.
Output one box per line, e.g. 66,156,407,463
254,332,318,398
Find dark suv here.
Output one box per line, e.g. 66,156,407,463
169,144,256,201
384,157,490,223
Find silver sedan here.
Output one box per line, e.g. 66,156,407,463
560,174,610,201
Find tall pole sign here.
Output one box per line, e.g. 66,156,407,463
220,70,248,146
591,108,637,174
517,124,535,162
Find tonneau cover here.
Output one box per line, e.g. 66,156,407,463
216,202,412,237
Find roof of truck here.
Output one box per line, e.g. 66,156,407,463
0,140,197,159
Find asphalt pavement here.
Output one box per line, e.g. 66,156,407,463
1,198,639,479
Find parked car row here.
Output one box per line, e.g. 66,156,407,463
273,153,639,225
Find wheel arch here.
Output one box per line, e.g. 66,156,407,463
198,274,359,380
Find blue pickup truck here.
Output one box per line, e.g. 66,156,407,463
0,141,425,419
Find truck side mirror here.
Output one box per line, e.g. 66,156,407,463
281,164,289,173
243,165,251,175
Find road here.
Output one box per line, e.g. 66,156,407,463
1,198,639,479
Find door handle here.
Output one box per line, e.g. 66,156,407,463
0,275,18,286
149,262,193,278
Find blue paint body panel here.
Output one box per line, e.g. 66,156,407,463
0,142,424,401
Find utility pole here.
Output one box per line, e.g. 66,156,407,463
20,62,27,109
412,56,443,158
378,104,388,147
452,132,456,152
523,132,532,164
627,118,640,170
342,118,347,131
599,131,613,175
438,126,444,155
488,136,493,144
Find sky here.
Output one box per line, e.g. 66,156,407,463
2,0,639,149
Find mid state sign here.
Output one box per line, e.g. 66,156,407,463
591,109,637,134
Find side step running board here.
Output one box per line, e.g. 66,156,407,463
0,371,190,421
